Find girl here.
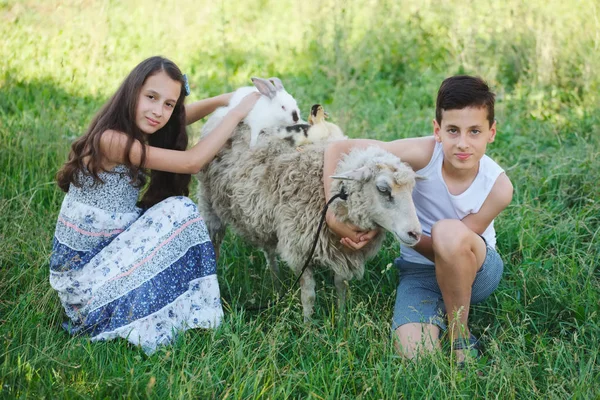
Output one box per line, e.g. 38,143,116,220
50,56,260,354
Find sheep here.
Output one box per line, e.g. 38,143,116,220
196,124,422,321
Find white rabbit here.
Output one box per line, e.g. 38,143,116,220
201,77,301,148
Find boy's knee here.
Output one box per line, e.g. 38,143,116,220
393,323,440,359
431,220,471,255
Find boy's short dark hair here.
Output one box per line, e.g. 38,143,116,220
435,75,495,127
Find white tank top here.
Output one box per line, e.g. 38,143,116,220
401,141,505,265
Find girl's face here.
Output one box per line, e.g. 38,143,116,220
136,71,182,134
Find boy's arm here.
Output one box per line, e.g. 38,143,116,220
412,235,435,262
323,139,382,248
185,92,233,125
382,136,437,172
324,136,435,200
461,172,513,235
323,136,435,249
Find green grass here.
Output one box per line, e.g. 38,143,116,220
1,0,599,398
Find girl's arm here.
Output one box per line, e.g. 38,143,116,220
185,92,234,125
100,92,260,175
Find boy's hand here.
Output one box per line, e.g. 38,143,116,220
326,210,380,250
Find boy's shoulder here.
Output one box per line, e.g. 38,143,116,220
469,154,513,223
465,150,512,205
480,152,506,178
480,150,512,187
487,171,513,204
462,170,513,233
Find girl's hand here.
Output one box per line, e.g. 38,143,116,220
219,91,234,106
325,209,380,250
230,92,261,119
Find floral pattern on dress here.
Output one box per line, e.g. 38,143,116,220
50,167,223,354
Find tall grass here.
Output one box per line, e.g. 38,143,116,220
1,0,599,398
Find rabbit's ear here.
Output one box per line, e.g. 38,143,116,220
251,77,277,99
268,77,284,91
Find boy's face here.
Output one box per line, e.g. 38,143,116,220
433,106,496,173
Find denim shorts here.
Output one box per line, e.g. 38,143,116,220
391,245,504,331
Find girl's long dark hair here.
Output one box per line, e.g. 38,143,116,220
56,56,190,209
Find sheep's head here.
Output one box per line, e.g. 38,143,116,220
331,148,422,247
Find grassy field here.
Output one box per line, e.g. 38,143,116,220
1,0,599,398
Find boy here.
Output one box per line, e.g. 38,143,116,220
323,75,513,363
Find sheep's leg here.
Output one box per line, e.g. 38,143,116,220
334,274,349,314
203,213,225,260
197,190,226,261
209,223,226,261
298,267,316,322
262,250,282,290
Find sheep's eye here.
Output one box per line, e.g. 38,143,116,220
281,105,286,111
377,185,391,195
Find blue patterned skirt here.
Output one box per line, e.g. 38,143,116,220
50,195,223,354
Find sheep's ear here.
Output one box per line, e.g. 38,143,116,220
268,77,284,91
330,166,372,182
251,77,277,99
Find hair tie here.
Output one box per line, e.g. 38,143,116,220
182,74,191,96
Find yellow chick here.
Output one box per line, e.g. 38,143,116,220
308,104,328,125
306,104,346,143
269,105,347,150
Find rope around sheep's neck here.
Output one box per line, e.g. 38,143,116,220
291,187,348,288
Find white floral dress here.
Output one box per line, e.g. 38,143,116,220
50,165,223,354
